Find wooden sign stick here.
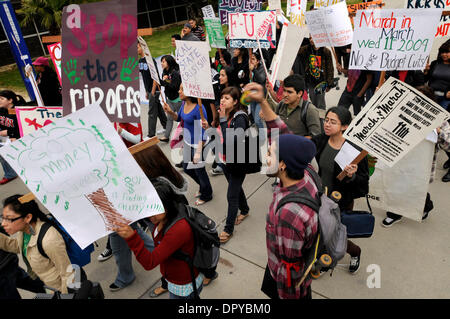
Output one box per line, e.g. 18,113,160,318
197,98,205,122
18,136,160,204
336,150,369,181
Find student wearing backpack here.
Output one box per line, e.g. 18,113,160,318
311,107,369,274
0,195,75,293
261,134,319,299
114,180,204,299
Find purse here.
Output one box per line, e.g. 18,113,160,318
341,196,375,238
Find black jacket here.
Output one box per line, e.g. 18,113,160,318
0,226,18,273
37,68,62,106
311,134,369,210
160,68,181,101
0,108,20,139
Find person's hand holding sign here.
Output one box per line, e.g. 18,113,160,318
344,164,358,178
114,222,135,240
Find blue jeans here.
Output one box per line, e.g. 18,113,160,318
182,145,213,201
250,102,266,145
0,145,17,179
437,96,449,111
169,284,203,299
110,222,155,288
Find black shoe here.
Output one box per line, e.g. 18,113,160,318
349,255,360,274
382,213,402,227
442,170,450,183
444,159,450,170
175,161,183,168
159,137,169,143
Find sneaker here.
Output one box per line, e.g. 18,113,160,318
443,159,450,170
442,170,450,183
210,166,224,175
109,283,122,292
175,161,183,168
0,176,17,185
156,129,166,135
349,255,360,274
97,248,112,262
381,214,402,228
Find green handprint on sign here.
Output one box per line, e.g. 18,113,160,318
120,57,139,82
64,59,81,85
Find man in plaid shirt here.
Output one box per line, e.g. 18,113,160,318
242,83,319,299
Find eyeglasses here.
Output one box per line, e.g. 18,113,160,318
0,216,23,224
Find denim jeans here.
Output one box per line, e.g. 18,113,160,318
0,145,17,179
169,284,203,299
182,145,213,201
110,222,155,288
220,164,249,235
164,99,182,139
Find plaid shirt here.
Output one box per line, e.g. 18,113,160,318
266,166,319,299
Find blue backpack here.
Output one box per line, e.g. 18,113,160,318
37,217,94,267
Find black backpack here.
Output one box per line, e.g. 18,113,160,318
163,203,220,298
299,100,324,135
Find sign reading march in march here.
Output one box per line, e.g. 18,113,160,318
0,105,164,249
228,10,277,49
61,0,140,123
405,0,450,38
219,0,265,25
344,77,449,167
349,9,442,71
175,41,215,100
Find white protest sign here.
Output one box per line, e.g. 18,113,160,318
268,0,282,11
137,36,160,86
175,40,215,100
0,104,164,249
335,141,360,170
368,139,434,222
349,9,442,71
270,22,307,83
228,10,277,49
405,0,450,38
305,1,353,48
289,0,307,27
202,5,216,18
15,106,63,137
344,77,450,167
314,0,344,8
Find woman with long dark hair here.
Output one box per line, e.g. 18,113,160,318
160,55,182,142
231,48,250,88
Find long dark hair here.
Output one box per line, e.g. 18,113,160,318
162,55,179,72
220,66,238,91
437,41,450,63
3,195,51,224
151,179,181,233
221,86,247,121
0,90,26,108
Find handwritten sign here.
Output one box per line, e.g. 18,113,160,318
268,0,282,11
314,0,343,8
47,43,62,85
228,10,277,49
0,104,164,249
202,5,216,18
175,40,215,100
347,0,384,15
289,0,307,27
61,0,140,123
16,106,63,137
344,77,450,167
405,0,450,37
305,1,353,48
204,18,226,49
349,9,442,71
219,0,265,25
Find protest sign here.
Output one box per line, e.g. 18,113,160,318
175,40,215,100
61,0,140,123
202,5,216,18
314,0,343,8
228,10,277,49
305,1,353,48
347,0,384,15
219,0,265,25
405,0,450,37
137,36,160,85
0,104,164,249
204,18,227,49
289,0,307,27
349,9,442,71
47,43,62,85
268,0,282,11
344,77,450,167
15,106,63,137
368,139,434,222
270,22,307,83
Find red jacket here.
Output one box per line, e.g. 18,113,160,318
125,219,198,285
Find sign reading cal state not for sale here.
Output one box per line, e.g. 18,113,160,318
344,77,449,167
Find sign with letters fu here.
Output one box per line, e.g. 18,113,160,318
61,0,140,123
344,77,450,167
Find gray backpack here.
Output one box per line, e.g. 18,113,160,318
275,167,347,283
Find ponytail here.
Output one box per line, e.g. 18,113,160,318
3,195,51,224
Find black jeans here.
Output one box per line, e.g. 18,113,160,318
338,89,365,116
182,146,213,201
220,164,249,234
147,92,167,137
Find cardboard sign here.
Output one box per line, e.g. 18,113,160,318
289,0,307,27
228,10,277,49
0,104,164,249
349,9,442,71
305,1,353,48
270,22,307,83
61,0,140,123
219,0,265,25
204,18,227,49
314,0,344,8
137,36,160,85
175,40,215,100
15,106,63,137
202,5,216,18
405,0,450,37
47,43,62,85
344,77,450,167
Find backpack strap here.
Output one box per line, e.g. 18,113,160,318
37,222,52,259
300,100,310,128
